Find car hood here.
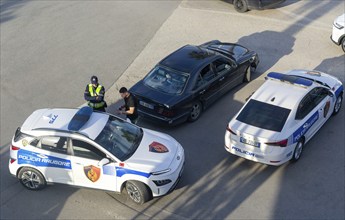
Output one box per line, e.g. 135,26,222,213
130,81,188,107
124,128,179,173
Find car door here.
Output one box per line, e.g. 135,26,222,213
69,138,118,192
294,87,331,143
309,87,333,133
193,64,220,107
212,57,241,95
31,136,73,184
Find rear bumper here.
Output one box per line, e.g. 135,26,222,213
225,144,290,166
138,109,189,125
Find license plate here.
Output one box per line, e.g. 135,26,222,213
240,137,260,148
139,101,154,109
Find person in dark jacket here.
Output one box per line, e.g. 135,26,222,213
84,75,107,112
118,87,138,124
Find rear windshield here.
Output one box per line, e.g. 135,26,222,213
143,66,189,95
236,99,291,132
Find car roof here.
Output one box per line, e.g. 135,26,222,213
251,72,318,109
159,45,217,73
21,107,109,140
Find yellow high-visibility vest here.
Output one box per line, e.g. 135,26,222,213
88,84,105,108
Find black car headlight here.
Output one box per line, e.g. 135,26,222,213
153,179,172,186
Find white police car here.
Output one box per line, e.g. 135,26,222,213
225,70,343,166
9,107,184,204
331,13,345,52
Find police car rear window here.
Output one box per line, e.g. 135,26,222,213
236,99,291,132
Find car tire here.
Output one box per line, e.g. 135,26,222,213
332,94,343,115
18,167,46,190
341,37,345,53
243,66,251,82
233,0,248,13
188,101,202,122
126,181,150,204
291,140,304,162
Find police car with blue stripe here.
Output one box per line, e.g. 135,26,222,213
9,107,184,204
225,70,343,165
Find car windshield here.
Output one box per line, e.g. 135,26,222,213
143,66,189,95
94,115,143,161
236,99,291,132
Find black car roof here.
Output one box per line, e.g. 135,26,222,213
159,45,217,73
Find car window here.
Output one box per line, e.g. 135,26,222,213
71,139,106,160
143,66,189,95
296,87,328,120
310,87,329,106
37,136,68,155
213,58,232,75
236,99,291,132
200,64,215,82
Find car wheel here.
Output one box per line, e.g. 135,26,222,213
126,181,150,204
291,140,304,162
332,94,343,115
188,101,202,122
243,66,251,83
341,38,345,53
233,0,248,13
18,167,46,190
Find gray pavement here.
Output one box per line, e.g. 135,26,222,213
1,0,344,219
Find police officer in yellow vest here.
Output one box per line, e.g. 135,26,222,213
84,76,107,112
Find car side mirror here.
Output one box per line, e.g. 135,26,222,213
98,158,110,166
328,91,334,97
225,64,231,70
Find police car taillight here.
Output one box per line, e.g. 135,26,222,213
226,126,237,135
11,145,20,150
265,139,288,147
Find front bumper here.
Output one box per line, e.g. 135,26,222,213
149,151,185,197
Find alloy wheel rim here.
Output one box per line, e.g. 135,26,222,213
191,104,201,119
127,184,141,203
295,143,303,159
335,96,342,112
21,171,41,189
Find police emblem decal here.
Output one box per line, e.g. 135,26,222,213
149,142,169,153
84,165,101,182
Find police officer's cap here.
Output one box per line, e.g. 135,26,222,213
91,75,98,84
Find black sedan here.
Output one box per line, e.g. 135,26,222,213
129,40,259,125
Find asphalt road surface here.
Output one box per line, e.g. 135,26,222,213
1,0,344,219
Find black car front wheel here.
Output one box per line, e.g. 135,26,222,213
233,0,248,13
188,101,202,122
18,167,46,190
243,66,252,82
